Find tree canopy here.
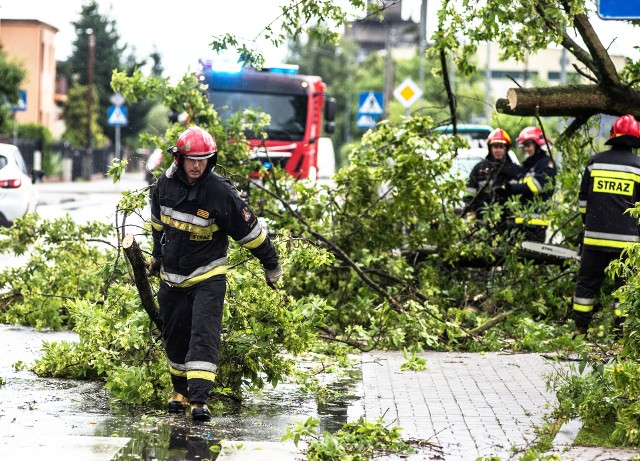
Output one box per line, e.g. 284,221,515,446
59,0,165,149
0,48,26,131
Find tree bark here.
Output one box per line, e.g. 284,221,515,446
496,85,640,118
122,234,163,331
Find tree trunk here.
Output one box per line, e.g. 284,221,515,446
496,85,640,118
122,234,163,331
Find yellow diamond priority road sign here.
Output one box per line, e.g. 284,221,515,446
393,77,423,109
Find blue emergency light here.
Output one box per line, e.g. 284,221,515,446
200,58,243,74
260,64,299,75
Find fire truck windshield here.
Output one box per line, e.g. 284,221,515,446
209,90,308,141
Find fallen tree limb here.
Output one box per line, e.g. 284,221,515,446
122,234,163,331
496,85,640,118
469,311,511,336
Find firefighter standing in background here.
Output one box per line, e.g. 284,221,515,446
571,115,640,335
149,126,284,421
464,128,520,216
498,126,558,242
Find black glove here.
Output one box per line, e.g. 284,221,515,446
494,183,510,199
147,257,161,276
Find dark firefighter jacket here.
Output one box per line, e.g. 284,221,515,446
509,149,557,202
579,146,640,252
506,149,557,227
150,163,279,288
464,153,520,212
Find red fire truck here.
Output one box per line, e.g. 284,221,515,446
198,61,336,180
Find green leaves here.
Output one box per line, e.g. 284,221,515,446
400,348,427,371
283,416,413,461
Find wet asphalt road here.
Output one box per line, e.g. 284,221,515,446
0,323,362,460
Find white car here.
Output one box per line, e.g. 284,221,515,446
145,148,163,185
450,147,520,180
0,143,39,227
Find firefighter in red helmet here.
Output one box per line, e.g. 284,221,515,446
464,128,520,215
148,126,283,421
511,126,557,205
495,125,557,242
572,114,640,336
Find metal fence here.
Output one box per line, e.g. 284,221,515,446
3,137,111,181
1,135,146,181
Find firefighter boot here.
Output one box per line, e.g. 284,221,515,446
570,310,591,337
614,316,626,341
190,402,211,422
167,391,189,413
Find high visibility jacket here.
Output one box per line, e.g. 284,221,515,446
150,163,279,287
509,150,557,202
579,146,640,252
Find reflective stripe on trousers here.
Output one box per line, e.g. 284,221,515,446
158,276,226,403
573,248,624,317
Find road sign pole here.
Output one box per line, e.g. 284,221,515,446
12,111,17,145
115,125,121,160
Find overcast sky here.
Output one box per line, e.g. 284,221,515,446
0,0,295,82
1,0,638,83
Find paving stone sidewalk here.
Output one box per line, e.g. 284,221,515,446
360,351,640,461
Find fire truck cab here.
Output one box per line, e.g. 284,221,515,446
198,61,336,181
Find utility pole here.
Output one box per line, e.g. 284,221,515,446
83,28,95,180
384,25,395,119
87,29,96,153
419,0,428,106
485,42,492,123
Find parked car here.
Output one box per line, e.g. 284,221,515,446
145,149,163,185
435,124,520,178
0,143,41,227
435,124,494,149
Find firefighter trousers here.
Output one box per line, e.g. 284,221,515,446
158,275,226,404
572,248,624,329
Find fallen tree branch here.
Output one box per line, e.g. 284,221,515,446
439,45,457,133
121,234,163,331
244,177,404,312
569,8,620,88
469,311,511,336
497,85,640,118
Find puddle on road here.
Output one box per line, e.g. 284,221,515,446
103,369,362,460
0,325,362,460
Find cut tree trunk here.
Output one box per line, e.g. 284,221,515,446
496,85,640,118
122,234,163,331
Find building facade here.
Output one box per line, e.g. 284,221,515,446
0,19,60,133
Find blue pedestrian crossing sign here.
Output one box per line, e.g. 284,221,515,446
11,90,27,111
598,0,640,18
108,105,128,126
358,92,384,116
356,114,378,129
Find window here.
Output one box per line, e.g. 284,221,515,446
210,91,308,141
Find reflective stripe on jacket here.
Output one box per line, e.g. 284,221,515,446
509,150,557,202
579,147,640,252
151,167,278,287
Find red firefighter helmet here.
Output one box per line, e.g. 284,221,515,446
608,114,640,141
168,126,218,166
487,128,511,148
516,126,547,147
